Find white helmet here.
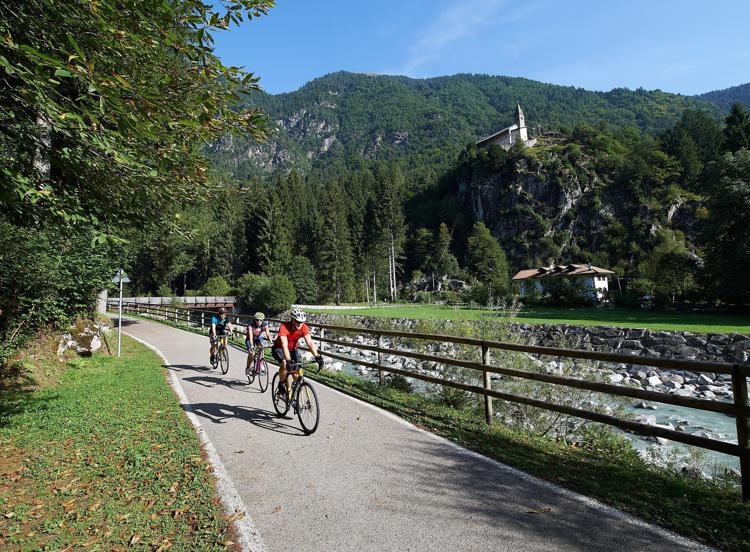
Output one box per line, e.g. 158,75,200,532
290,308,307,323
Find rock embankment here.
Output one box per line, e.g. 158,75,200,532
308,313,749,402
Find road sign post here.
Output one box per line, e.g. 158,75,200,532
111,269,130,357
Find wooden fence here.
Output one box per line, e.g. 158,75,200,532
110,301,750,500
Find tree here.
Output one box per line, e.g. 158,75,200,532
317,182,355,304
255,186,292,276
434,223,459,277
199,276,231,296
639,229,698,304
235,273,271,312
288,255,319,304
371,164,406,301
703,150,750,304
466,222,509,300
722,103,750,153
0,0,273,229
256,275,296,313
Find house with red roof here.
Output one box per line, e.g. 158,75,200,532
512,263,615,301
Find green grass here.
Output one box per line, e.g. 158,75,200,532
305,369,750,552
0,337,234,551
307,304,750,334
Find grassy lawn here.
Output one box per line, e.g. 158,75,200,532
0,335,234,551
307,304,750,334
306,369,750,552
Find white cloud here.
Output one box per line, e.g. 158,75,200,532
397,0,509,76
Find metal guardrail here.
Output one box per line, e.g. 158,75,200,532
110,300,750,500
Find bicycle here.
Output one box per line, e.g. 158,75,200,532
271,360,320,434
211,333,230,375
245,345,269,392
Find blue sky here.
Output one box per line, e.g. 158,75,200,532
213,0,750,95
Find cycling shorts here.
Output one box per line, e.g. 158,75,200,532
247,337,271,349
272,348,299,365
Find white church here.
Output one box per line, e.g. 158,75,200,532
476,103,537,150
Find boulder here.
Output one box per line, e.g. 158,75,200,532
607,374,625,384
646,375,662,387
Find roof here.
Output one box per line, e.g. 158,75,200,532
476,124,519,147
512,264,615,281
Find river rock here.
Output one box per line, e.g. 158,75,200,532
646,375,662,386
663,380,682,389
697,374,714,385
607,373,625,384
635,414,657,425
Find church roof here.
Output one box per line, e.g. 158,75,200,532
475,124,519,147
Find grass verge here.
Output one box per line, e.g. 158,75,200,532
0,335,234,551
306,369,750,552
307,304,750,334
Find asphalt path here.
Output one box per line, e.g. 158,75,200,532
120,317,712,552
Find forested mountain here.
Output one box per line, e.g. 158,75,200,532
697,83,750,112
209,71,726,180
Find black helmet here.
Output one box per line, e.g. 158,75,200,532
218,307,227,314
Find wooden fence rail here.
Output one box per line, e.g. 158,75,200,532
109,301,750,500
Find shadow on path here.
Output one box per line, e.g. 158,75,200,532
185,402,305,436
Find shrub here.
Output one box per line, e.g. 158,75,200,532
255,275,296,314
386,374,413,393
414,291,433,304
156,284,173,297
436,386,472,410
199,275,231,296
235,273,270,312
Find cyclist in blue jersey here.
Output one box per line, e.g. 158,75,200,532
245,311,272,372
209,307,233,366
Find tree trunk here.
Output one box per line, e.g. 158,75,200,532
34,114,51,180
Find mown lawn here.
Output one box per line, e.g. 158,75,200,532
307,304,750,334
306,369,750,552
0,336,234,551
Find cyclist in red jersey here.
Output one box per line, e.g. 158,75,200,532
272,308,323,394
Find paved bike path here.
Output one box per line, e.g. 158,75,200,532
121,317,712,552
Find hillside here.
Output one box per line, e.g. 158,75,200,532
208,72,722,180
697,82,750,112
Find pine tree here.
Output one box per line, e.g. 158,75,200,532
318,181,355,304
722,102,750,153
466,222,510,298
255,187,292,276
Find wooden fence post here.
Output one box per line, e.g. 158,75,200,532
482,342,493,426
732,364,750,501
377,333,385,386
319,328,325,353
136,303,140,315
201,311,205,328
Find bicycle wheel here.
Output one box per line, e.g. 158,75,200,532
296,381,320,434
219,346,229,375
271,373,290,416
258,359,269,393
245,357,255,384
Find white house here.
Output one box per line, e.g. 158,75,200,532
512,263,614,301
476,103,537,151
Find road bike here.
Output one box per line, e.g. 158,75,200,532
245,345,269,392
271,360,320,434
211,333,230,375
